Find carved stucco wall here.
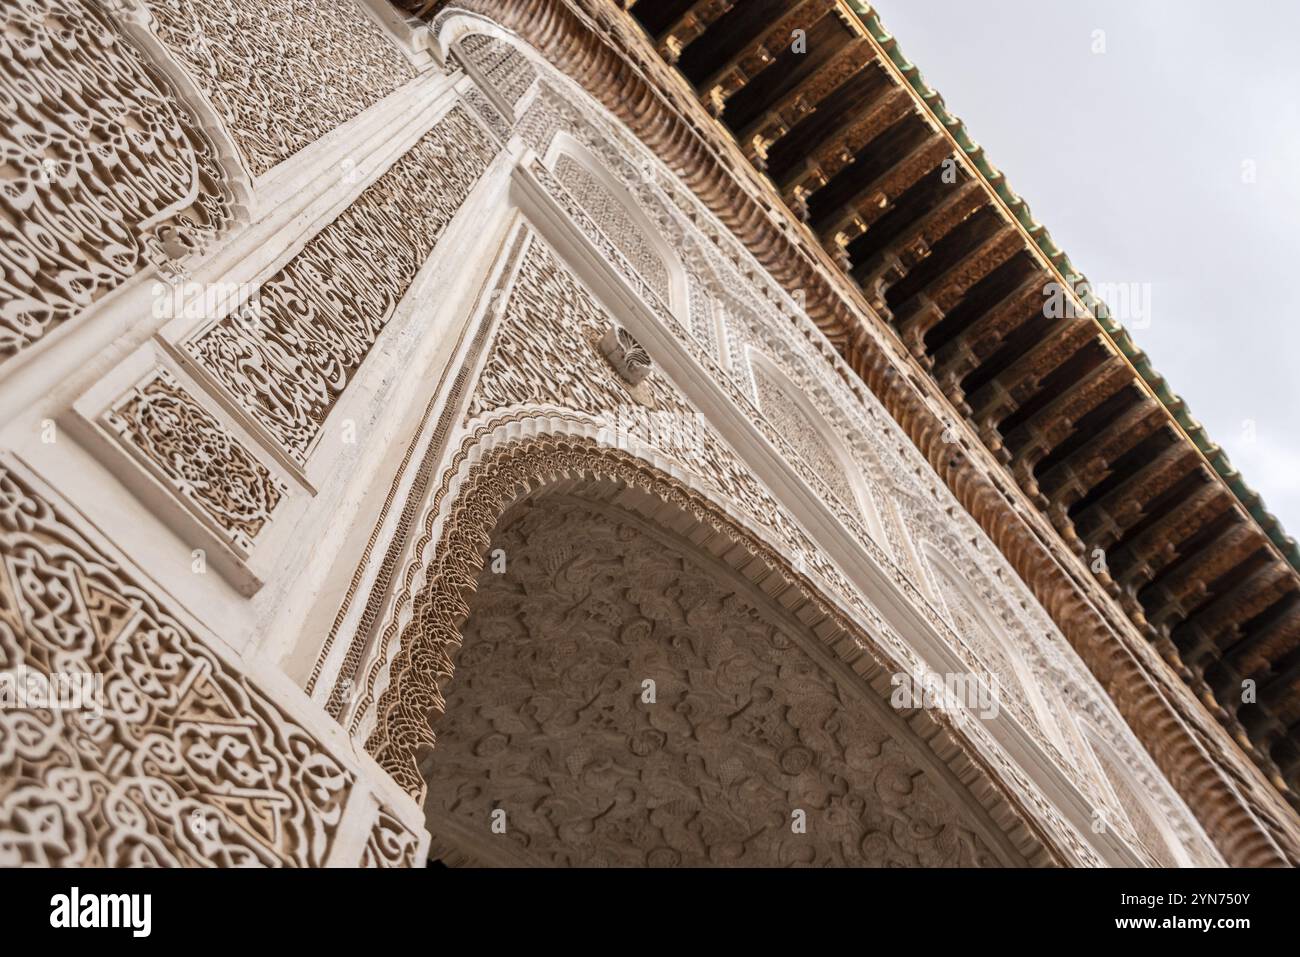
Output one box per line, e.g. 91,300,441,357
425,496,1003,867
0,0,236,363
348,215,1147,864
924,547,1055,742
0,458,350,866
0,0,1231,868
361,231,904,787
1083,727,1184,868
143,0,414,175
517,68,1223,863
0,0,447,866
457,33,537,110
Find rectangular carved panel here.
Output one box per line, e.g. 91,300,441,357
101,368,287,552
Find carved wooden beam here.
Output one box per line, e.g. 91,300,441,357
699,0,837,114
1075,440,1200,551
926,225,1022,311
890,223,1023,362
1001,358,1132,489
736,38,875,152
1038,397,1166,507
1143,523,1262,631
809,83,912,183
816,130,950,246
775,81,911,200
1109,477,1229,591
1262,650,1300,707
656,0,735,64
1182,566,1298,668
932,271,1048,404
1229,595,1300,679
967,320,1101,433
855,179,985,310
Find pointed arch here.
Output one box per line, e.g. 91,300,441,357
542,132,689,317
920,542,1066,751
423,489,1010,866
746,348,890,551
361,432,1055,867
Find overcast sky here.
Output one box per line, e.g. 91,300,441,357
873,0,1300,541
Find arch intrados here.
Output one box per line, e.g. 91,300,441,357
365,434,1056,867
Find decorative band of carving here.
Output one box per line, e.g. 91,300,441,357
462,87,513,144
0,0,234,367
306,225,532,711
184,105,496,465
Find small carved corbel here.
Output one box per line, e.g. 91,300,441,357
599,325,652,386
